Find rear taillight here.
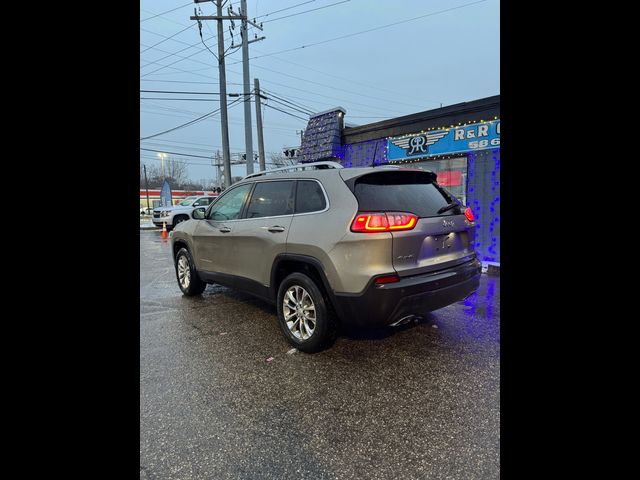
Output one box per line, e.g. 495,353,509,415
375,274,400,285
351,212,418,232
464,207,475,222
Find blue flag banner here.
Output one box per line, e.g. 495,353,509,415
160,179,172,207
387,119,500,162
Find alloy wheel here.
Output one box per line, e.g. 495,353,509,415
177,255,191,289
283,285,316,340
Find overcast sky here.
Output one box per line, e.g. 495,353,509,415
140,0,500,185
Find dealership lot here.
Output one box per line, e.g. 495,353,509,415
140,230,500,479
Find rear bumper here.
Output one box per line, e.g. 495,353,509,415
332,258,482,328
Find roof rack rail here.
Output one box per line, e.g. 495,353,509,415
242,161,343,180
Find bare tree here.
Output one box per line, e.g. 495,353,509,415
143,158,192,188
139,159,217,191
269,153,298,168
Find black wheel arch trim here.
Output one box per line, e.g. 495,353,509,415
270,254,343,318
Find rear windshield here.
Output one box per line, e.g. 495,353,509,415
352,171,458,217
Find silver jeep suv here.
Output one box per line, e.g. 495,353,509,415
170,162,481,352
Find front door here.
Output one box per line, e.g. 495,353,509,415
192,183,252,274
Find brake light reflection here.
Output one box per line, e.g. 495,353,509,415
464,207,475,222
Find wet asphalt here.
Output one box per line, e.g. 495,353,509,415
140,230,500,480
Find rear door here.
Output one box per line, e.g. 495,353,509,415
230,180,295,286
351,170,476,277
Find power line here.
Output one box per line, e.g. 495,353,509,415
140,25,195,54
140,2,193,23
264,103,308,121
141,139,287,156
259,78,407,116
140,97,243,140
244,1,489,62
262,0,350,23
141,110,306,134
140,147,215,160
262,94,314,116
142,140,245,154
140,42,218,74
140,79,243,85
141,102,306,133
142,67,226,82
140,89,223,95
251,62,412,111
143,138,229,149
260,88,316,114
140,35,243,78
140,33,217,70
141,97,220,101
259,87,324,112
255,1,316,19
140,154,214,167
253,47,441,105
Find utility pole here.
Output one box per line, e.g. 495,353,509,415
254,78,266,171
191,1,265,185
296,130,304,145
229,1,265,177
191,1,238,188
143,164,151,211
240,0,254,176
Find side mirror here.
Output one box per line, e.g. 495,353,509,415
192,207,206,220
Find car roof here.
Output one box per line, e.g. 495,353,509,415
232,165,441,188
232,166,411,186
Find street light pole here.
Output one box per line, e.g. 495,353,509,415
143,164,151,212
157,152,166,179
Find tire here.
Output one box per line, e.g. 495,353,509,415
276,272,337,353
175,247,206,296
173,215,189,228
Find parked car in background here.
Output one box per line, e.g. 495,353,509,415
140,205,153,215
170,162,481,352
152,195,217,230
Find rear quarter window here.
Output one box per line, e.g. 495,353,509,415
353,171,457,217
295,180,326,213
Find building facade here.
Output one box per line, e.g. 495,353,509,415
140,189,219,208
299,95,500,264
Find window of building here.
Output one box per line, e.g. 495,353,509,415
407,156,468,205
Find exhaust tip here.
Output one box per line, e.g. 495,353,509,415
390,315,422,327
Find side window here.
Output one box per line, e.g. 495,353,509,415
206,184,252,221
197,197,211,206
245,181,295,219
295,180,327,214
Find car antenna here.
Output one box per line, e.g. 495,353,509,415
370,141,379,168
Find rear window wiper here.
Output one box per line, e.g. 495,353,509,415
437,202,461,215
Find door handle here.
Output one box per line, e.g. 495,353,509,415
219,227,231,233
268,225,285,233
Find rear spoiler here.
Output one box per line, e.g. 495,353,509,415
341,168,438,194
